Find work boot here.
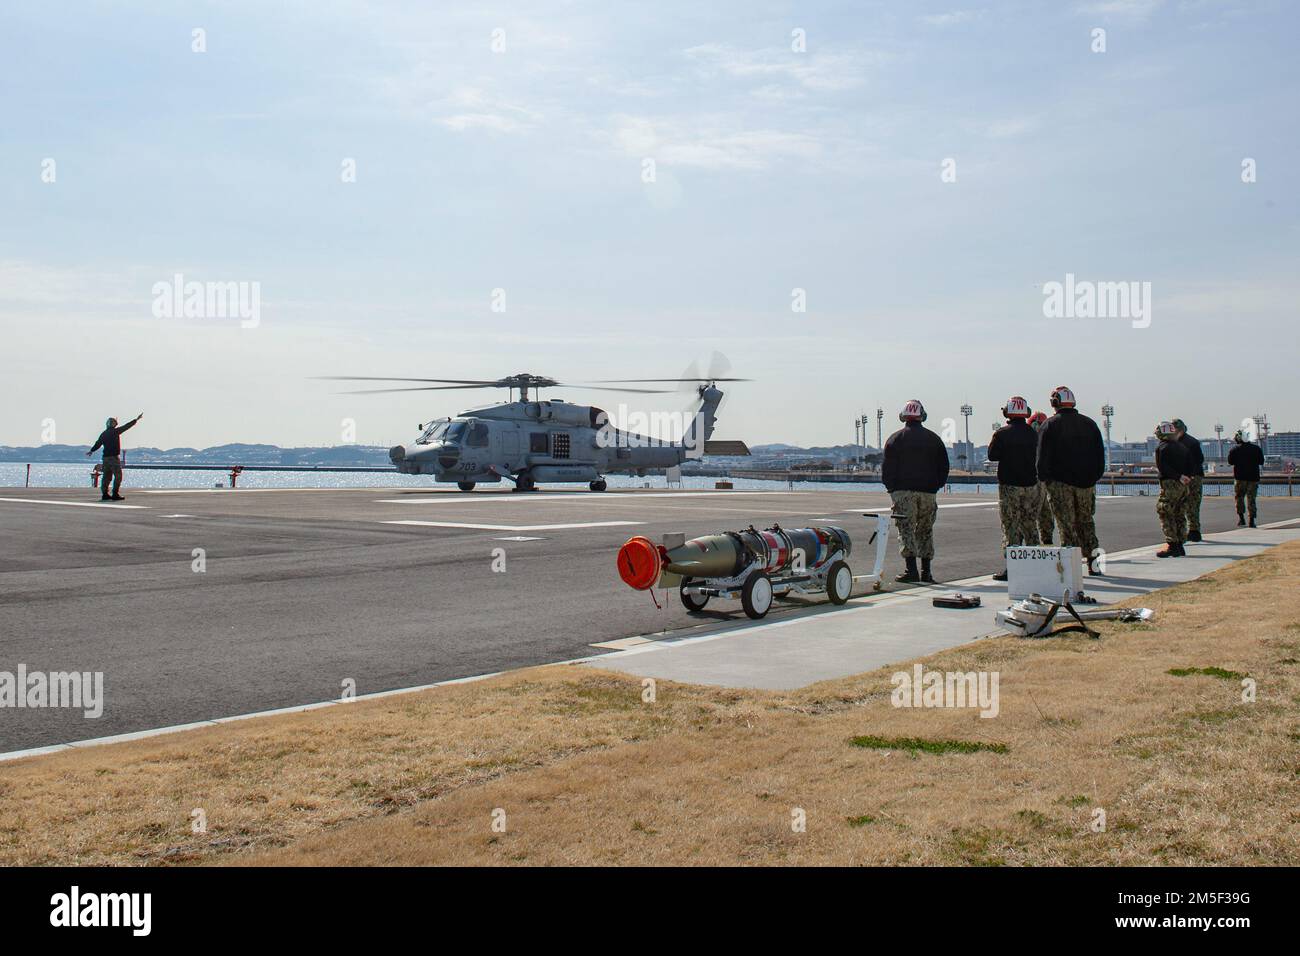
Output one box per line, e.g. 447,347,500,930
1237,516,1246,526
992,569,1008,581
1187,530,1202,542
111,494,125,501
1156,542,1184,558
1249,517,1257,528
920,559,935,584
1087,557,1104,576
895,557,919,583
100,494,110,501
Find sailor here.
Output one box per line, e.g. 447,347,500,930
1027,411,1055,544
1035,386,1107,575
882,399,949,583
987,396,1040,581
86,412,144,501
1154,421,1192,557
1171,419,1205,542
1227,429,1265,527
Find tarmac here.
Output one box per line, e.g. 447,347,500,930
2,483,1298,756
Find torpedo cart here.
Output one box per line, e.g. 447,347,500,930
616,514,890,619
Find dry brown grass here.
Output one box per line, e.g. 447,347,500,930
4,542,1299,866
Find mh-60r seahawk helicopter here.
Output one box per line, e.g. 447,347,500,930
319,371,750,492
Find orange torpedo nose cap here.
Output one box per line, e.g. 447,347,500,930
617,536,664,590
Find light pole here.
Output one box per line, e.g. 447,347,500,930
960,404,972,472
876,407,883,453
1254,413,1270,455
1214,423,1224,460
1101,404,1114,472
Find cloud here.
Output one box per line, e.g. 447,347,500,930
683,43,870,93
1074,0,1165,19
437,88,543,132
921,10,985,27
613,116,821,170
376,67,544,134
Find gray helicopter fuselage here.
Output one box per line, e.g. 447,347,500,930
388,388,722,487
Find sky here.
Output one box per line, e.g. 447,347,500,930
1,0,1296,451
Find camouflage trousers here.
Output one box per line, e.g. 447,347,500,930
890,490,938,560
1182,476,1203,533
1046,481,1099,560
1234,480,1259,519
998,484,1042,548
1158,479,1189,544
1037,481,1055,542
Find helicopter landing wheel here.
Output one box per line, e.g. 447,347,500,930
679,578,709,612
589,478,607,492
456,481,476,492
740,571,773,620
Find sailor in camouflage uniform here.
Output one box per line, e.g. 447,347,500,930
882,399,949,584
1154,421,1191,557
1035,386,1108,575
1028,411,1055,544
987,396,1040,581
1171,418,1205,542
1228,430,1265,527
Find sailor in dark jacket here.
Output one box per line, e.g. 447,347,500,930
882,399,949,584
987,396,1040,580
1154,421,1192,557
1035,385,1107,574
1170,419,1205,541
86,412,144,501
1227,430,1265,526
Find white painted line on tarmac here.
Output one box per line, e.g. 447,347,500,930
139,487,368,494
373,490,807,505
0,497,148,510
383,519,644,531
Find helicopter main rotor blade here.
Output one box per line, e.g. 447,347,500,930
557,383,674,394
593,377,751,383
337,384,503,395
314,376,500,385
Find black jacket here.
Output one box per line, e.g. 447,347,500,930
89,419,137,459
1178,433,1205,477
882,422,949,493
1155,439,1191,481
1036,408,1106,488
987,420,1038,487
1228,441,1264,481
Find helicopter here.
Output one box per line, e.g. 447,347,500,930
317,371,750,492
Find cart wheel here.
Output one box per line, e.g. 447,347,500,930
679,579,709,612
741,571,773,619
826,560,852,605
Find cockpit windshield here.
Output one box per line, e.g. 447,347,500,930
416,421,448,445
444,421,468,444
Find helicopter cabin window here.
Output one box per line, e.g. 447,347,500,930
444,421,468,444
466,423,489,447
552,432,571,459
529,432,548,454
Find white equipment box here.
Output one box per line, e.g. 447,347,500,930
1006,546,1085,600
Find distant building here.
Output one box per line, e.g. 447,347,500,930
949,440,980,470
1267,431,1300,458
